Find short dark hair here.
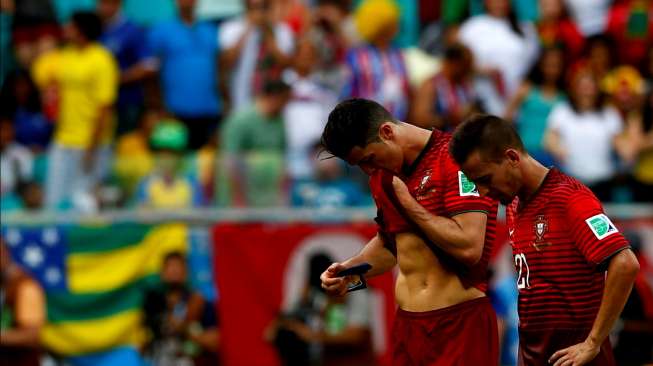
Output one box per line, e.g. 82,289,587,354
450,114,524,166
163,251,186,265
321,98,397,160
71,11,103,41
261,79,291,95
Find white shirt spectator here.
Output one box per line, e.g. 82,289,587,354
219,18,294,112
564,0,610,36
458,15,539,114
282,70,338,179
546,102,622,184
0,143,33,196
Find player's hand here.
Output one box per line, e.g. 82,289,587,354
392,176,415,208
549,340,600,366
320,263,349,297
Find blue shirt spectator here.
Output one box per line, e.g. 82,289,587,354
149,19,221,118
99,0,155,134
100,15,150,105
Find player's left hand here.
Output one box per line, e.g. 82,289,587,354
392,176,415,208
549,340,600,366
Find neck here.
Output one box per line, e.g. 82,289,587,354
516,155,550,201
400,123,432,168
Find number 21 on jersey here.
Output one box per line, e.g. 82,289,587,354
515,253,531,289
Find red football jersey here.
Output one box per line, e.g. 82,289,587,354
370,130,498,293
507,168,630,331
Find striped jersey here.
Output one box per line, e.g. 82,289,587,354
507,168,630,331
370,130,499,292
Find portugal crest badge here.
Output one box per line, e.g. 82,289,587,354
533,215,551,251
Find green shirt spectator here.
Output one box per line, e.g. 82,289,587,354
218,80,290,207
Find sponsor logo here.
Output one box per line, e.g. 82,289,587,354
458,171,479,197
585,214,618,240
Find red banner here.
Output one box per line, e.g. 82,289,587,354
214,222,396,366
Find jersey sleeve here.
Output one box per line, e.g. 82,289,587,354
442,155,495,216
565,190,630,268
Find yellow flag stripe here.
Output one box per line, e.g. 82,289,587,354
41,309,145,355
67,223,188,293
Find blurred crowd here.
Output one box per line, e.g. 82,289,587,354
0,0,652,214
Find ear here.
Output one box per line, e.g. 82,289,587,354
505,149,521,166
378,122,395,141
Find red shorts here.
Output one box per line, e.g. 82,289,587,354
518,328,615,366
392,296,499,366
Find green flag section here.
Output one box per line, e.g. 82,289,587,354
29,222,187,356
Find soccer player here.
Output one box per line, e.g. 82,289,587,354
449,114,640,366
319,99,500,365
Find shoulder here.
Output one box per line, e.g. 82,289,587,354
90,44,116,62
549,170,596,205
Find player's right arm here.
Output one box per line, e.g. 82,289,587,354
321,233,396,297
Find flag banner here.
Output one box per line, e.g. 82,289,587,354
213,222,396,366
1,223,189,356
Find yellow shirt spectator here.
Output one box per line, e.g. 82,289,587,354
32,43,118,149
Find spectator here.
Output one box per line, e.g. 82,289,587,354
149,0,221,150
265,253,373,366
458,0,539,115
32,11,118,212
536,0,584,63
9,0,59,69
220,0,295,113
504,46,566,166
134,121,203,209
604,66,646,121
581,34,615,83
283,36,339,181
605,0,652,71
630,89,653,202
113,109,159,198
312,0,359,62
0,69,52,151
218,80,291,207
143,251,219,366
343,0,411,120
544,66,624,201
564,0,611,37
0,240,46,366
98,0,156,135
0,116,34,211
412,43,477,131
290,142,369,209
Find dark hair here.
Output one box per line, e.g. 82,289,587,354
450,114,524,165
0,69,42,114
321,98,397,159
308,253,333,290
527,45,566,90
262,79,291,95
163,251,186,265
71,11,103,41
443,43,469,62
581,33,615,71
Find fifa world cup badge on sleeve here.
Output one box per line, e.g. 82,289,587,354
585,214,618,240
458,171,479,197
